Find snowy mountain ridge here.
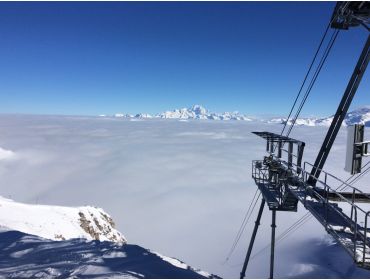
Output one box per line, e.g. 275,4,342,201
109,105,370,125
267,106,370,127
113,105,253,121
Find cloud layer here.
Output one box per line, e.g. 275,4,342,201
0,115,369,278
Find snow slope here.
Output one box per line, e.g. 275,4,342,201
0,196,126,243
0,196,217,278
0,229,218,279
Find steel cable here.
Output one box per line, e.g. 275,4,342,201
279,22,332,138
224,190,261,262
286,29,340,138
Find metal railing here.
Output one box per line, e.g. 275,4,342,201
252,157,370,265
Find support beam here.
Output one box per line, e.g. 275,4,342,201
240,198,265,279
270,210,277,279
308,35,370,186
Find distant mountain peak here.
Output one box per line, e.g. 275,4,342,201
109,105,253,121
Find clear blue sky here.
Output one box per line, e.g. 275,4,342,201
0,1,368,117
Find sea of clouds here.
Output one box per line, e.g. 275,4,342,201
0,114,369,278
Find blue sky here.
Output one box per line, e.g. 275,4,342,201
0,2,368,117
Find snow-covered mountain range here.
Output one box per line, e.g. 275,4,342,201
0,196,217,278
268,106,370,127
112,105,252,121
108,105,370,126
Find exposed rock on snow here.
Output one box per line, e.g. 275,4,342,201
0,196,126,244
0,196,218,278
135,113,153,119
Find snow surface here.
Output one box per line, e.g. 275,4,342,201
0,114,370,278
0,196,126,243
0,229,217,278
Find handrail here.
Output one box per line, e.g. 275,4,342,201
252,157,370,265
364,211,370,264
277,158,369,215
281,158,369,261
304,161,370,197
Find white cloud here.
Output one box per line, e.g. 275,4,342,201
0,147,14,160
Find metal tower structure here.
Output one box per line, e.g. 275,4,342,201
240,2,370,278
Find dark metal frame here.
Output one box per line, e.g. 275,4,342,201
330,2,370,30
308,35,370,186
253,131,305,173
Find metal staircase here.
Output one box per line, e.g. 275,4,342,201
252,156,370,268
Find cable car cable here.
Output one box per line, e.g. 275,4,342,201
224,190,260,262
